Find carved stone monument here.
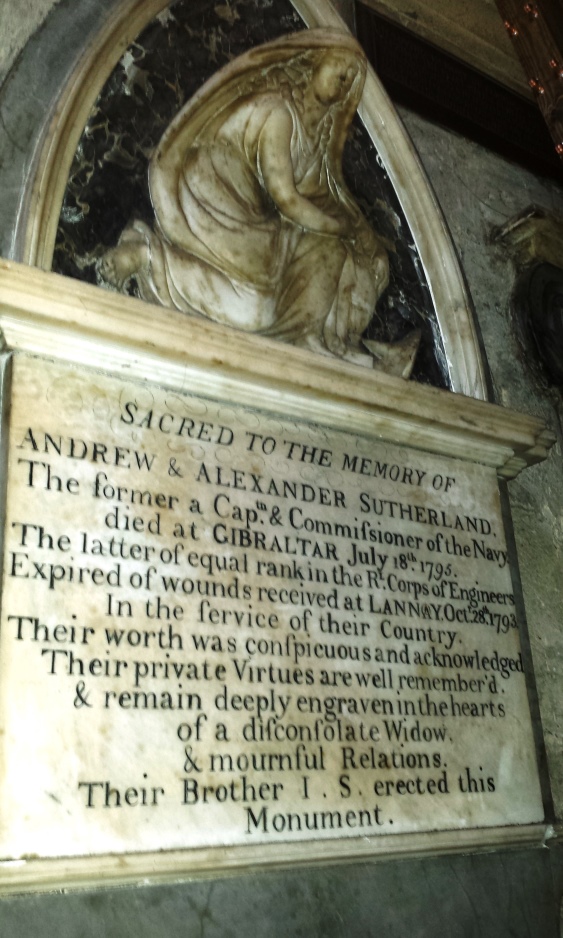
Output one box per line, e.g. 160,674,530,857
100,30,412,372
0,16,554,898
0,258,553,890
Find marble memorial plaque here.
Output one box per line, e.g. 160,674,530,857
0,354,544,863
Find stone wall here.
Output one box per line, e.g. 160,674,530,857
0,0,61,83
400,108,563,821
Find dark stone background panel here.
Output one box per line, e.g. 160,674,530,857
52,0,447,388
1,845,561,938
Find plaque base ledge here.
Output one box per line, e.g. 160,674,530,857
0,823,550,897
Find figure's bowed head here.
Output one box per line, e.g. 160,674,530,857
308,50,359,106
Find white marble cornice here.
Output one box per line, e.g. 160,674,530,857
0,260,554,480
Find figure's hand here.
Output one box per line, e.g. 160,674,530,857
324,214,355,239
260,109,359,237
354,223,377,254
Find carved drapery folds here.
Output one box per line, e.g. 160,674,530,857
99,30,423,374
24,0,487,396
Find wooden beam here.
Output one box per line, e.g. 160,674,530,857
495,0,563,165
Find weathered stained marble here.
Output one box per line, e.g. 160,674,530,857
52,0,445,387
0,353,544,864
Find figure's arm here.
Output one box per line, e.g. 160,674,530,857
258,108,346,236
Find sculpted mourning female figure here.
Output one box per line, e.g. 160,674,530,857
100,30,392,365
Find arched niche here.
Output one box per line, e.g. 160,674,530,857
10,0,488,399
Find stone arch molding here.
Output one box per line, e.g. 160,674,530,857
14,0,487,399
